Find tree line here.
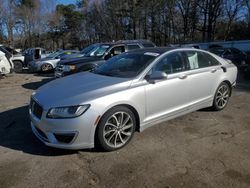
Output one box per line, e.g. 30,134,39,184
0,0,250,50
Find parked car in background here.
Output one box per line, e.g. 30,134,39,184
61,43,101,60
30,48,237,151
0,45,26,73
28,50,79,72
243,64,250,79
0,45,14,75
209,47,248,68
55,40,156,78
24,48,51,67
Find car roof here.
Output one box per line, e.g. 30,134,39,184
124,47,177,55
210,47,240,50
95,40,156,46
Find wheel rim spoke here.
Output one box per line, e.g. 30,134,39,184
112,115,119,126
122,124,133,131
121,131,131,136
104,129,115,136
114,133,118,147
107,132,116,142
119,112,124,125
118,132,125,144
122,115,130,126
106,123,117,128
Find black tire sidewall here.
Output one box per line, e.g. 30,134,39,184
97,106,136,151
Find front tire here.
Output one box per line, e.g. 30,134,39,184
212,82,230,111
41,63,53,72
96,106,136,151
13,60,23,73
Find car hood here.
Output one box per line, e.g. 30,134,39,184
33,72,132,109
59,57,102,66
31,57,53,63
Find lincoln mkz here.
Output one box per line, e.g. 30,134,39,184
30,48,237,151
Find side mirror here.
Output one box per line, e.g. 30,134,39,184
145,71,168,83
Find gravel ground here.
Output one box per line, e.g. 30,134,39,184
0,72,250,188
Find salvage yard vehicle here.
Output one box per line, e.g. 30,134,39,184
54,40,156,78
209,47,248,68
0,46,14,75
1,46,25,72
24,47,52,69
28,50,79,72
61,43,101,60
30,48,237,151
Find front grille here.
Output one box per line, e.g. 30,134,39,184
30,98,43,119
56,65,64,72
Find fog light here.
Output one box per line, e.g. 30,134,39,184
54,133,76,144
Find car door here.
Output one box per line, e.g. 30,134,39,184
104,45,125,60
183,50,222,108
144,51,190,123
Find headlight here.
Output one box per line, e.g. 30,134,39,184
47,105,90,119
63,65,77,72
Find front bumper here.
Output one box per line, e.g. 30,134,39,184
54,69,75,78
30,106,99,150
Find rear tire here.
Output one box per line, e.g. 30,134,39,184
212,82,230,111
96,106,136,151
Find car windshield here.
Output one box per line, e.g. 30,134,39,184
46,51,61,58
93,52,158,78
85,45,110,57
209,48,225,56
80,44,99,54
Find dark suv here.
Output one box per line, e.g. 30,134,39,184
209,47,248,68
54,40,156,78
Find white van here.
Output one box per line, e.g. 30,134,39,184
0,46,14,75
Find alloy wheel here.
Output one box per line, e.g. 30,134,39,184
103,111,134,148
215,84,230,109
42,64,52,72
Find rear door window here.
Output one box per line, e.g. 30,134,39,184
127,44,141,51
185,51,220,70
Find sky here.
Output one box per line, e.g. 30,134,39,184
56,0,77,5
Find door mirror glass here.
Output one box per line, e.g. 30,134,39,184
146,71,167,83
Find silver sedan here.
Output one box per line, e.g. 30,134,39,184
30,48,237,151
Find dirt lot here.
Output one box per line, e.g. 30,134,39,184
0,72,250,188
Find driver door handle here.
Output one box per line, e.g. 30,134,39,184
179,74,188,79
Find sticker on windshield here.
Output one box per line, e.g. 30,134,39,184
144,52,160,57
